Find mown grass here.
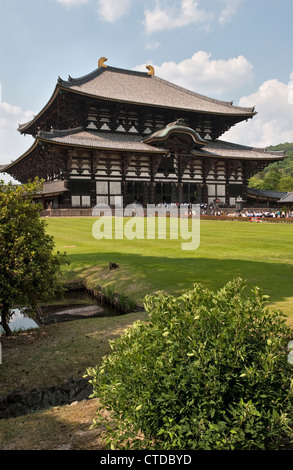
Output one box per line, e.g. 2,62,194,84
46,217,293,322
0,399,104,450
0,311,147,397
1,217,293,450
2,217,292,396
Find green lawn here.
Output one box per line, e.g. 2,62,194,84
45,217,293,324
1,216,293,450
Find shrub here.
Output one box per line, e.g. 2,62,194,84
86,279,293,450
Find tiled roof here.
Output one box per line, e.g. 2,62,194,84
248,188,288,199
41,180,68,195
37,128,166,153
58,66,256,116
39,129,285,161
279,192,293,203
195,140,286,161
1,129,286,175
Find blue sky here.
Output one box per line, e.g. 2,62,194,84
1,0,293,182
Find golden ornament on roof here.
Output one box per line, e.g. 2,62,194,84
98,57,108,68
146,65,155,76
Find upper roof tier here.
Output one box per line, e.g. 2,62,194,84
58,65,255,115
18,62,256,134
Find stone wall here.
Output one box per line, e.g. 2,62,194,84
41,208,94,217
0,377,92,419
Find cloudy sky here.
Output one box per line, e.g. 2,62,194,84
1,0,293,182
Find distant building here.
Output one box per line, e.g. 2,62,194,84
1,58,286,209
279,192,293,207
247,188,288,207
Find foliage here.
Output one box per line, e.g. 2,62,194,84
87,279,293,450
0,179,69,335
249,143,293,192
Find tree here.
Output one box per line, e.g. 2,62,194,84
248,175,264,190
87,279,293,450
0,179,69,336
277,176,293,192
262,170,281,190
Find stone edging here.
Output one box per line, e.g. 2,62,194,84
0,377,93,419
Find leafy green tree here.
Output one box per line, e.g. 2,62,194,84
277,176,293,192
0,179,69,335
87,279,293,450
248,176,264,190
249,143,293,189
262,171,281,190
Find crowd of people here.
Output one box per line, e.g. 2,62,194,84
234,210,293,219
133,200,293,219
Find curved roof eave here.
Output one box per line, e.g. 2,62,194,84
4,130,167,165
18,85,60,134
60,66,256,116
0,139,41,171
38,135,167,154
18,66,257,134
60,85,257,118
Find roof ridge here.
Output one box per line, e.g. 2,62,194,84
60,65,255,114
59,65,150,87
211,139,286,155
152,75,255,113
37,127,84,138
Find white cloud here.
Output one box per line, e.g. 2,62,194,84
219,0,243,25
135,51,253,96
0,95,35,182
224,77,293,147
144,0,212,34
0,102,23,116
56,0,88,5
144,41,161,50
96,0,131,23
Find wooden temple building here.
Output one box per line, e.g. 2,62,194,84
1,57,287,209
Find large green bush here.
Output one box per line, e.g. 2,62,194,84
87,279,293,450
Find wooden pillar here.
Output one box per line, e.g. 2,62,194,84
202,183,208,204
171,183,178,203
63,149,73,207
149,182,155,205
178,183,183,204
225,160,233,207
225,182,230,206
201,158,210,204
143,182,149,204
90,151,99,207
122,181,128,206
242,161,248,204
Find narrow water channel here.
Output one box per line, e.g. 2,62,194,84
1,308,40,333
0,289,123,334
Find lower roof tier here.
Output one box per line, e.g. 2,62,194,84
5,126,287,163
1,127,286,184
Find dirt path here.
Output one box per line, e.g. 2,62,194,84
0,398,105,450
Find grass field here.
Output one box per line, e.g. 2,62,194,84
1,216,293,450
45,217,293,324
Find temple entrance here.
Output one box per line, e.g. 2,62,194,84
156,183,173,204
182,183,199,204
126,181,145,205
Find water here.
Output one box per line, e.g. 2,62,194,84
0,308,39,334
0,289,134,334
38,289,119,323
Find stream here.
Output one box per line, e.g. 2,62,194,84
0,288,125,334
